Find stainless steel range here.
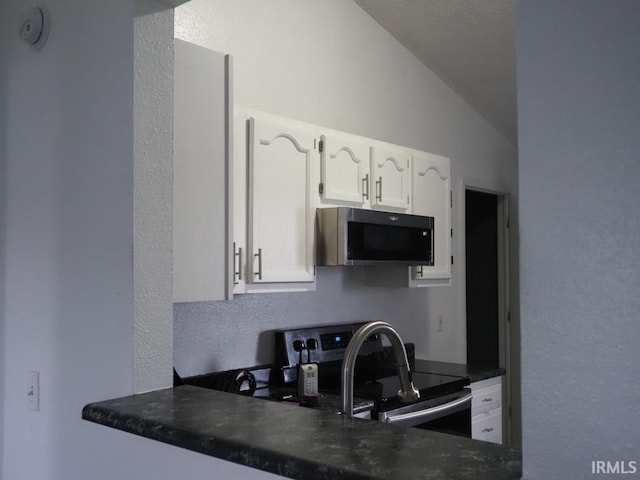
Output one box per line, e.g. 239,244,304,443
272,321,472,436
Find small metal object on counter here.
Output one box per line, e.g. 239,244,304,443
234,370,257,397
296,340,319,407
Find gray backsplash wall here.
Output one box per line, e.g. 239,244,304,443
174,267,429,376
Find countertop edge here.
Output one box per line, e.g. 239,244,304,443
82,397,369,480
82,386,521,480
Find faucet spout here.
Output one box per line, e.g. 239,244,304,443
341,321,420,417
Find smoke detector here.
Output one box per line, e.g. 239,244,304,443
20,5,50,50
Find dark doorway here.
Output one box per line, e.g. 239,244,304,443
465,190,499,368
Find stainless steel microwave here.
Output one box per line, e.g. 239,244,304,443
316,207,434,266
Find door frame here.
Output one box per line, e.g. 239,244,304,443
457,176,519,447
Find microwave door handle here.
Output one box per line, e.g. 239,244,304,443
383,393,472,425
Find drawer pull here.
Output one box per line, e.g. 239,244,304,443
482,397,493,402
482,427,494,433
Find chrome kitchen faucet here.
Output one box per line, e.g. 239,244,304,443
340,321,420,417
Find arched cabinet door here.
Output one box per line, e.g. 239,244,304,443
370,142,412,212
247,114,316,284
411,151,451,284
319,130,370,207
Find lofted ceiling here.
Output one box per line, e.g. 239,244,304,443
354,0,517,145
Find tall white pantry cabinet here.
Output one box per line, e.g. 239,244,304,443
172,40,453,302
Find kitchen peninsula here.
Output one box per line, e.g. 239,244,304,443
83,386,521,480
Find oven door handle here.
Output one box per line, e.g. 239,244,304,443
382,393,473,425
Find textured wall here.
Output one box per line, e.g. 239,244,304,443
175,268,430,375
133,0,175,393
173,0,517,376
518,1,640,478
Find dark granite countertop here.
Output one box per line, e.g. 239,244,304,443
83,385,521,480
413,359,505,383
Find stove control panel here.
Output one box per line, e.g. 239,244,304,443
320,331,353,350
274,322,384,383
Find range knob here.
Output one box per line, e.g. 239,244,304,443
306,338,318,350
293,340,304,352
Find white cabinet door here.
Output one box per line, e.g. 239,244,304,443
411,151,452,286
248,114,316,284
173,39,231,303
319,131,370,207
231,110,250,294
370,143,411,212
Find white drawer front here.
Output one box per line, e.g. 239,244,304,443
470,376,501,391
472,408,503,444
472,383,502,415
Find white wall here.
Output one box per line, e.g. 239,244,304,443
0,1,288,478
1,0,134,477
518,1,640,478
173,0,517,375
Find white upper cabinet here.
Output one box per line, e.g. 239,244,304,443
173,40,231,303
370,142,412,212
228,106,456,296
319,131,371,207
411,151,452,285
247,113,316,285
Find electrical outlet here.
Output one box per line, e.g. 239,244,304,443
437,313,444,333
27,370,40,411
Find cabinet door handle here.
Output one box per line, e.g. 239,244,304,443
375,177,382,201
234,243,242,283
362,174,369,200
254,248,262,280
